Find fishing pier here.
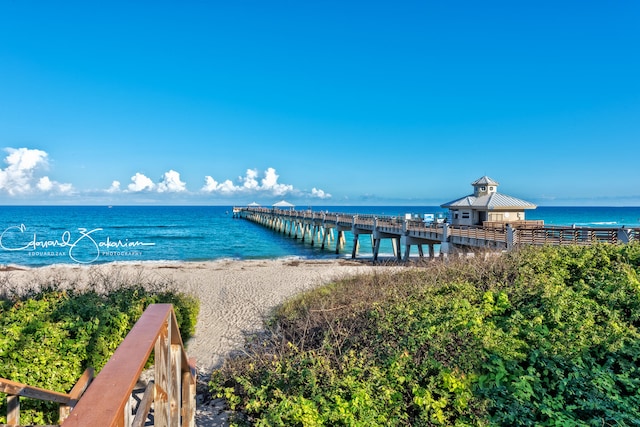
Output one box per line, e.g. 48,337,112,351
233,177,638,261
233,206,638,261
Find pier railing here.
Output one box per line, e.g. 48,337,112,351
449,225,508,243
234,207,638,258
513,227,630,246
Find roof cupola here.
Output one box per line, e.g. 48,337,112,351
472,176,499,197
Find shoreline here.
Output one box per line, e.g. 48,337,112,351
0,254,364,271
0,258,381,372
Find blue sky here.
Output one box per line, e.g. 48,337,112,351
1,1,638,206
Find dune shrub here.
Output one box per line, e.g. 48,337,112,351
211,244,640,426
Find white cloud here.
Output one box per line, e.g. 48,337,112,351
120,170,186,194
200,167,331,200
127,173,156,192
157,170,186,193
218,179,240,194
0,149,331,203
0,147,73,195
241,169,260,190
202,176,237,193
107,181,121,193
311,188,331,199
36,176,73,194
202,167,296,196
202,176,220,192
58,183,74,193
261,167,294,196
37,176,53,191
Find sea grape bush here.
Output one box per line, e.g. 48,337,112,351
211,244,640,426
0,285,199,424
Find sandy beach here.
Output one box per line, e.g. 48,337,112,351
1,258,382,425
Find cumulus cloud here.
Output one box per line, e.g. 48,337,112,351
157,170,187,193
311,188,332,199
37,176,53,191
201,167,331,200
127,173,156,192
202,176,238,194
0,149,330,203
57,182,74,193
261,167,294,196
107,181,121,193
202,167,298,197
0,147,73,195
240,169,260,190
121,170,187,193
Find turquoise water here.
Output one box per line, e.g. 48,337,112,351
0,205,638,267
530,206,640,228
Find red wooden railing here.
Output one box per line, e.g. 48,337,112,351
1,304,196,426
62,304,196,427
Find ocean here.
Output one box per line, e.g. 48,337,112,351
1,205,639,267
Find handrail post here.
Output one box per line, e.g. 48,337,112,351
7,394,19,425
170,340,182,425
506,224,514,250
154,313,171,426
59,368,94,422
62,304,196,427
181,364,196,427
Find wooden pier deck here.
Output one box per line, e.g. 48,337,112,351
233,207,639,261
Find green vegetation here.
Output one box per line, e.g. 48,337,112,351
0,280,199,424
211,244,640,426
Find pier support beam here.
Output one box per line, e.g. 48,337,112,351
394,238,401,260
351,234,360,258
373,238,381,261
321,226,335,250
401,236,436,261
337,231,345,254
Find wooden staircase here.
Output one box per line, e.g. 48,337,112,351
1,304,196,427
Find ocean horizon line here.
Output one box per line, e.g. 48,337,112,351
1,203,640,208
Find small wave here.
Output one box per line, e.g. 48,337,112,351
108,224,178,229
144,235,207,241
